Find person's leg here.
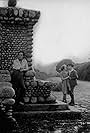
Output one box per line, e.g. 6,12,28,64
11,70,21,104
18,72,26,102
11,70,26,104
11,70,19,90
69,87,75,105
63,94,67,103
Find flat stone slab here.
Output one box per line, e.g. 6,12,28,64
13,100,69,112
13,100,87,121
69,105,87,112
13,109,82,120
14,101,88,125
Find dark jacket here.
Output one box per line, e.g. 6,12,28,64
69,69,78,88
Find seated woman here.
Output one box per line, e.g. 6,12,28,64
11,51,29,105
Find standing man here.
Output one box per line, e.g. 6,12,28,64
11,51,29,105
67,63,78,106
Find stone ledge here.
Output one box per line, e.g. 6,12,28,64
13,110,82,120
13,101,69,112
0,7,40,25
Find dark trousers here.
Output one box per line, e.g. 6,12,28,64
11,70,26,103
69,87,75,104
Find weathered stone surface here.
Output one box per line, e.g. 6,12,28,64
0,7,40,71
2,98,15,105
8,0,17,7
0,82,12,87
25,70,35,77
25,81,30,87
38,80,44,87
38,97,45,103
0,70,10,74
23,97,30,103
25,77,32,80
0,7,40,25
0,74,11,82
31,97,37,103
26,45,33,49
28,62,32,67
0,86,15,98
0,6,41,98
30,81,37,87
46,95,56,103
27,58,32,62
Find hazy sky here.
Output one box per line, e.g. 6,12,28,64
1,0,90,64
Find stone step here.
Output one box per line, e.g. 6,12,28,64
13,101,85,133
13,100,84,121
13,109,82,120
13,100,69,112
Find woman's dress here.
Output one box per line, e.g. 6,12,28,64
60,70,69,94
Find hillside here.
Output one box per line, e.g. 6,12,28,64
34,59,76,76
34,59,90,81
75,61,90,81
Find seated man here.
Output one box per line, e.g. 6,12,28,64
11,51,29,105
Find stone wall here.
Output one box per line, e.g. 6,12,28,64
0,7,53,103
0,7,40,70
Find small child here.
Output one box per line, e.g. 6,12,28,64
59,64,71,103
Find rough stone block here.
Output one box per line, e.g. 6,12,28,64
0,74,11,82
0,86,15,98
31,97,37,103
46,95,56,103
38,97,45,103
0,82,12,87
25,70,35,77
2,98,15,105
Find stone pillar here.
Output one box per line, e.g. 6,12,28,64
0,7,40,101
0,6,55,105
0,6,40,131
0,7,40,70
0,70,16,132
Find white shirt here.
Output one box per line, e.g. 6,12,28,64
13,58,28,71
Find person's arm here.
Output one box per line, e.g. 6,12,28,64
59,72,68,81
12,60,20,70
20,59,29,72
62,75,69,80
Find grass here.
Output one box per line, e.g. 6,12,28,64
52,80,90,110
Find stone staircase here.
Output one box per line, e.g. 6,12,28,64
12,100,87,133
13,100,69,112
